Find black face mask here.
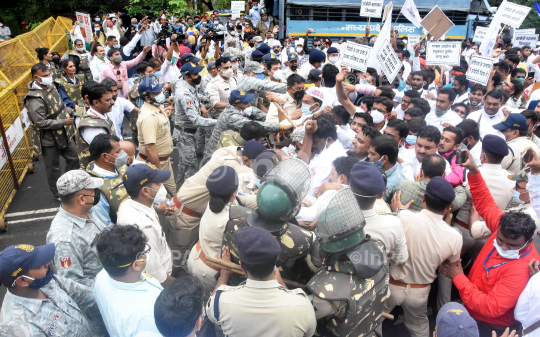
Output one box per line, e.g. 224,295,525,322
52,57,60,65
249,42,255,47
291,65,298,71
112,95,118,101
292,89,305,102
191,75,202,85
84,188,101,206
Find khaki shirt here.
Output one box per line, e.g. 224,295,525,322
502,136,540,174
117,199,172,283
391,209,462,285
265,91,298,124
137,102,173,157
200,203,231,258
362,209,408,265
207,279,316,337
206,75,238,117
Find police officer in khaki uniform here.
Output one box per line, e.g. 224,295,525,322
207,56,238,118
25,63,79,200
136,77,176,194
207,226,317,337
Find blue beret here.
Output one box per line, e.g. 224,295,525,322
257,43,271,55
253,151,281,177
349,161,385,196
251,50,264,58
206,166,238,195
493,113,528,131
243,140,267,160
426,176,455,204
326,47,338,54
482,134,509,157
235,227,281,264
309,50,326,62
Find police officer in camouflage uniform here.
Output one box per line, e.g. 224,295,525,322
76,83,116,170
195,61,219,155
236,61,287,113
0,243,105,336
307,187,389,337
201,90,290,165
0,318,33,337
54,60,86,110
69,39,93,82
24,63,79,200
128,63,155,147
46,170,107,288
242,35,263,62
174,62,216,186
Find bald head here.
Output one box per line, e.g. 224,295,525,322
119,140,135,165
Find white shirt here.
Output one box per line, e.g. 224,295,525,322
336,124,355,149
424,109,463,132
318,86,341,108
515,272,540,337
396,104,406,120
467,108,506,139
402,60,411,81
161,58,180,83
117,199,172,283
362,208,409,265
469,140,483,166
76,108,112,144
308,139,347,196
296,189,339,223
298,62,315,81
401,147,451,181
454,92,469,104
90,56,110,82
109,97,135,139
0,25,11,38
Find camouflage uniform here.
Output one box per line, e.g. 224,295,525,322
85,161,130,224
242,46,256,62
54,72,86,108
69,51,93,82
201,104,280,165
222,206,318,284
216,130,245,150
0,275,104,336
76,113,117,169
173,78,217,186
41,61,62,82
195,72,215,155
46,207,107,288
24,82,79,198
307,240,389,337
0,318,33,337
236,73,287,111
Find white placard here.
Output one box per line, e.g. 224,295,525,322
426,41,461,66
408,34,420,47
0,118,25,170
341,42,372,72
75,12,92,44
20,109,30,131
376,39,401,83
514,33,539,48
231,1,245,11
232,10,241,19
466,55,495,86
516,28,536,34
473,27,488,43
499,2,531,28
360,0,384,18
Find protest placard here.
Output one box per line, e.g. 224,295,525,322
516,28,536,34
231,1,245,11
420,6,454,41
514,33,539,48
75,12,92,44
473,27,488,43
499,1,531,28
466,55,494,86
360,0,384,18
232,10,241,19
341,42,372,72
376,39,401,83
426,41,461,66
408,34,420,47
382,2,393,21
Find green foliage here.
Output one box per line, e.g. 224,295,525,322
0,8,23,37
487,0,540,30
126,0,197,17
214,0,232,10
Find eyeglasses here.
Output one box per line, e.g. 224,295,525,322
118,244,151,268
503,82,514,91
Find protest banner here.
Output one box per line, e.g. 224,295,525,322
516,28,536,34
75,12,92,44
466,55,494,86
473,27,488,43
360,0,384,18
231,1,245,11
232,10,241,19
499,1,531,28
382,2,393,21
408,34,420,47
426,41,461,66
420,6,454,41
341,42,372,72
513,33,539,48
376,39,401,83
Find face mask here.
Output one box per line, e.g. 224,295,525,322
243,106,254,116
106,150,128,168
517,77,525,84
112,95,117,101
329,56,339,63
406,134,417,145
231,63,239,70
420,49,425,53
36,75,53,86
256,73,264,80
296,46,303,53
292,89,304,101
95,27,100,31
191,75,202,85
132,23,137,27
108,23,114,28
291,64,298,71
253,176,261,187
214,21,219,24
272,51,281,56
435,108,447,118
113,55,123,64
95,18,101,22
313,45,321,50
273,69,284,80
221,68,234,78
188,23,194,27
254,6,259,9
113,44,120,48
450,77,455,84
301,103,315,115
512,190,528,205
154,71,162,77
147,184,167,205
493,238,529,259
154,92,166,103
83,188,101,206
24,267,55,289
249,42,255,47
76,47,85,53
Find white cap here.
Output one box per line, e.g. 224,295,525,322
306,87,325,102
273,40,282,47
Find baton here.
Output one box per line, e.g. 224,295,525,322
272,101,297,128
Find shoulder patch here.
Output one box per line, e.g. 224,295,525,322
59,257,72,269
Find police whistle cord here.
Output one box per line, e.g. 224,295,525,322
272,102,298,128
206,255,306,289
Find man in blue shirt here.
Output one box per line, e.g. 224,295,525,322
368,135,404,203
247,0,262,27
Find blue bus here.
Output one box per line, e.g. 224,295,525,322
277,0,493,42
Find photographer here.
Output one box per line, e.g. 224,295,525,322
185,17,199,51
102,13,122,41
139,16,158,47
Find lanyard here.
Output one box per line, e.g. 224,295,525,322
109,63,126,79
483,246,532,278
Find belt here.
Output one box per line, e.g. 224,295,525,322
138,153,170,162
455,219,470,230
389,277,430,289
196,241,220,272
172,196,203,218
174,125,197,134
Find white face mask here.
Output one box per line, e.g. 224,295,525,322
329,56,340,63
231,63,239,70
147,184,167,205
243,106,254,116
273,69,284,80
221,68,233,78
36,75,53,86
493,238,529,259
296,46,303,53
76,47,85,53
